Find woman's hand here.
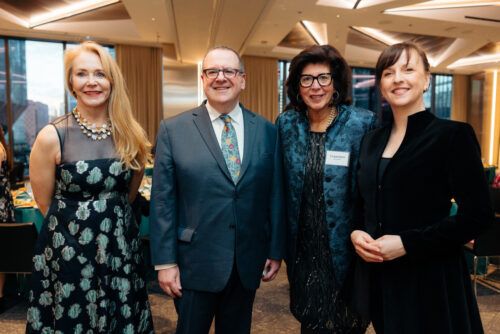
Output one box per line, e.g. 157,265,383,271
351,230,383,263
373,235,406,261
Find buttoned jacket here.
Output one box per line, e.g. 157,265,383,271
150,102,285,292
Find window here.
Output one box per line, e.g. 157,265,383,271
278,60,290,112
0,39,7,142
352,68,377,111
9,40,65,167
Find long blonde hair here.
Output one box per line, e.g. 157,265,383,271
64,41,150,170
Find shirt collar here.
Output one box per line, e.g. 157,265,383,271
206,101,243,126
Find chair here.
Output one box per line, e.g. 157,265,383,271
0,223,37,296
489,187,500,213
9,162,25,185
464,217,500,296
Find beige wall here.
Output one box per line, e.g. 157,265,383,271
450,74,469,122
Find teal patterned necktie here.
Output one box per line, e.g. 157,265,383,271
220,114,241,183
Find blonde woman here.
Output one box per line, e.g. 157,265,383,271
27,41,154,333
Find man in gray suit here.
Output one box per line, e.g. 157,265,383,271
150,46,285,334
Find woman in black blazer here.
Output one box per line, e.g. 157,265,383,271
351,42,493,333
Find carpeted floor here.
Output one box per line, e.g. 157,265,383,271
1,267,499,333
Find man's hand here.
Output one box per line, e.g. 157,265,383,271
262,259,281,282
373,235,406,261
351,230,383,263
158,266,182,298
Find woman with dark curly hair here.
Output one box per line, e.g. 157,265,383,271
276,44,378,333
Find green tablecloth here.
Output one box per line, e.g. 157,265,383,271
14,207,44,233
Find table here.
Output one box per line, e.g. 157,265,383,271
14,207,44,233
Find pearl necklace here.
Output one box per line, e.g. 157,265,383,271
72,108,112,141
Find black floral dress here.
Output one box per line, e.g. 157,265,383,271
0,160,15,222
27,114,154,333
290,132,366,333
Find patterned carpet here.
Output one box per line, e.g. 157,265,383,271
1,267,499,333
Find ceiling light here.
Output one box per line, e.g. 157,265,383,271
29,0,119,28
302,21,328,45
489,70,498,165
352,26,438,66
386,0,500,12
352,26,400,45
448,53,500,68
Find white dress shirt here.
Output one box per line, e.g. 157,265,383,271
155,102,245,271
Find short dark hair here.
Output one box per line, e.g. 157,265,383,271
375,42,430,83
285,44,352,112
202,46,245,72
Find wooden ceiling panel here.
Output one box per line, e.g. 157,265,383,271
58,2,129,22
278,22,317,49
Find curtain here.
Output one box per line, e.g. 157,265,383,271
239,56,278,122
115,44,163,143
450,74,468,122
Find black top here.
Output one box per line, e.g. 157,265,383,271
353,110,493,333
291,132,366,333
52,113,116,163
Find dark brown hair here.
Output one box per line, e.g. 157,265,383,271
375,42,430,83
285,45,352,112
0,127,12,171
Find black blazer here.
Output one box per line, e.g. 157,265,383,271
149,103,285,292
353,111,493,333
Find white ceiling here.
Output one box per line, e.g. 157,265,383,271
0,0,499,74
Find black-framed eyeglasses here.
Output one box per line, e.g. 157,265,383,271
203,68,243,79
299,73,332,87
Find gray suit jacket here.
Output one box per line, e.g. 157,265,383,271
150,102,285,292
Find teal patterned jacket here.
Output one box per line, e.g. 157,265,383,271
276,104,378,288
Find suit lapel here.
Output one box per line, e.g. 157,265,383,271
238,106,256,182
192,104,233,182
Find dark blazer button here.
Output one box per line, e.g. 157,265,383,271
327,200,333,205
233,194,238,200
378,185,382,190
329,222,335,228
325,177,331,182
229,224,235,229
378,222,382,229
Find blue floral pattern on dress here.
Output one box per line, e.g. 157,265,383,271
27,159,154,333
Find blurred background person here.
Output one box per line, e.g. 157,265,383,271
27,41,154,333
0,126,15,312
351,42,493,333
276,44,378,334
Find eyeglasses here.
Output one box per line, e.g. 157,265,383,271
299,73,332,88
203,68,242,79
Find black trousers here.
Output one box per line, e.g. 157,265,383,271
174,263,256,334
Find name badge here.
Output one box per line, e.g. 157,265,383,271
325,151,350,167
